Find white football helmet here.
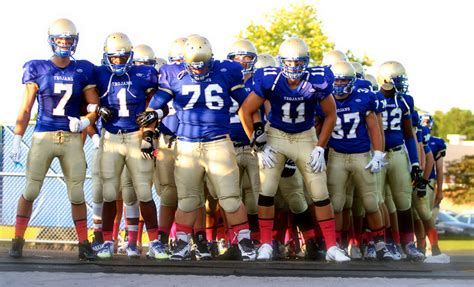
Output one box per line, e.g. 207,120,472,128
350,62,364,79
364,74,379,92
168,37,187,63
227,39,258,75
331,61,356,96
419,113,434,129
133,44,156,66
278,37,310,79
377,61,408,93
255,53,277,69
103,32,134,76
322,50,348,66
183,36,213,81
48,18,78,58
154,57,167,71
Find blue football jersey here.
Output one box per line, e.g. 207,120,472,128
417,125,432,154
253,66,334,133
148,60,247,142
428,136,447,179
22,60,96,132
328,88,377,153
402,93,417,128
229,76,254,146
158,63,184,137
354,78,372,90
374,91,387,114
95,65,158,134
382,94,411,150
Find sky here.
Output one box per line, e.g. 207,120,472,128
0,0,473,123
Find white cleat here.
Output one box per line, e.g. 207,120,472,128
126,245,141,259
257,243,273,261
326,246,351,262
424,253,450,264
349,245,363,260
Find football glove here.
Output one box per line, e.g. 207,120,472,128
10,135,22,163
68,117,90,133
415,178,429,197
257,145,277,169
281,159,297,178
410,165,423,184
136,110,164,127
250,122,266,152
141,130,155,160
365,150,386,173
308,146,326,173
97,106,115,123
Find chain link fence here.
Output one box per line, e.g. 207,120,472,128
0,123,160,247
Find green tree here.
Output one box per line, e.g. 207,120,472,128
238,2,371,67
431,108,474,140
444,155,474,204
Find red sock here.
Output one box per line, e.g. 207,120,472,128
427,227,439,247
128,226,138,246
103,231,113,241
112,219,121,241
216,223,225,240
175,223,193,236
301,229,315,242
319,219,337,249
392,230,401,245
137,220,144,244
15,216,30,238
206,227,215,242
226,227,235,244
74,219,88,242
259,219,273,244
352,232,362,247
400,232,414,245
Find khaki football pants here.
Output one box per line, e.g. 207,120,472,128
154,133,178,207
91,145,103,204
261,126,329,203
235,145,260,215
101,131,154,203
412,179,436,221
174,137,241,213
23,131,86,204
380,147,412,212
276,169,308,214
327,149,379,214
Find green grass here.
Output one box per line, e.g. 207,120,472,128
439,239,474,251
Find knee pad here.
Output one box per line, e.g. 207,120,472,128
393,191,411,211
258,194,275,207
287,192,308,214
362,192,379,214
160,186,178,207
178,195,202,213
219,196,241,213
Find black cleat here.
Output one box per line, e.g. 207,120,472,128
216,244,241,260
9,237,25,258
78,240,97,261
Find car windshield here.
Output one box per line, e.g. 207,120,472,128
457,215,469,223
438,212,458,222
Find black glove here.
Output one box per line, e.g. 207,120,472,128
97,106,115,123
141,130,155,160
136,110,162,127
415,178,429,197
281,159,297,178
410,165,423,184
250,122,266,152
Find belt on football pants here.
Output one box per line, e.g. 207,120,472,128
106,128,140,135
177,134,229,143
386,145,403,152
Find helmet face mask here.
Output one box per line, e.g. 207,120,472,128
183,36,213,81
168,37,187,64
377,61,408,93
331,61,356,96
48,18,79,58
278,37,310,80
227,39,258,75
420,113,434,129
103,32,134,76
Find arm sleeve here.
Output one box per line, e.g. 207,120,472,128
22,61,37,84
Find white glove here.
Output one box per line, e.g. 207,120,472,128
68,117,90,133
91,134,101,149
257,145,277,169
10,135,22,163
365,150,386,173
308,146,326,173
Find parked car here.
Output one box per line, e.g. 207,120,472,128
455,212,474,226
436,210,474,237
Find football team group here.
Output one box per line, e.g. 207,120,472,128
8,18,448,264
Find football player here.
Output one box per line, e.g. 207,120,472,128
94,32,160,259
9,18,98,260
321,50,348,66
377,61,425,261
326,61,393,260
239,37,350,262
144,36,256,261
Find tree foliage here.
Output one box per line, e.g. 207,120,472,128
431,108,474,140
238,2,372,66
444,155,474,204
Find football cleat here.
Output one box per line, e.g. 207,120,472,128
117,240,128,254
9,236,25,258
272,240,287,260
97,241,114,259
126,245,141,259
91,239,103,253
257,243,273,261
217,238,228,255
170,239,191,261
349,245,363,260
326,246,351,262
78,240,97,261
364,243,377,260
238,238,256,262
375,242,394,261
424,253,450,264
208,240,220,258
194,240,212,260
305,238,325,261
386,242,402,261
147,240,169,260
405,242,425,261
